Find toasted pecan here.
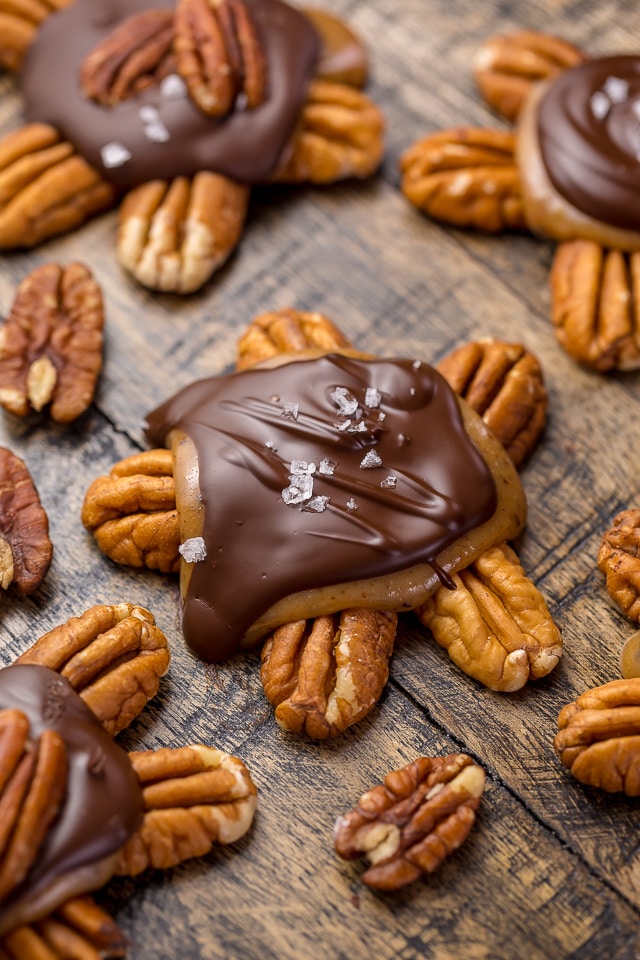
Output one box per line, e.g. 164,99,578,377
236,307,355,370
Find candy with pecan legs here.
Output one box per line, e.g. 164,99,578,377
0,0,384,293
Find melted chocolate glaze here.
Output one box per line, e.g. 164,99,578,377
145,355,497,663
21,0,319,188
0,664,143,930
537,56,640,231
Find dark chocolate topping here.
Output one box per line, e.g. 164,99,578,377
20,0,319,188
537,55,640,231
145,355,497,663
0,664,143,928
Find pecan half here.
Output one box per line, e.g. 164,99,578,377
334,753,485,891
260,609,397,739
117,173,249,294
0,709,67,902
550,241,640,372
0,124,117,249
399,127,526,233
437,338,547,468
81,9,176,106
115,744,257,875
597,509,640,623
0,0,72,73
2,896,126,959
0,447,52,595
81,449,180,573
272,81,384,183
1,896,125,959
0,262,104,423
416,542,562,692
235,307,355,371
474,30,587,122
555,678,640,794
17,603,171,737
174,0,267,117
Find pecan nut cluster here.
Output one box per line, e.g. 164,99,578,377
0,603,257,951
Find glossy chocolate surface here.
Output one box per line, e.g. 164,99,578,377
146,355,497,663
537,56,640,231
0,664,142,928
21,0,319,188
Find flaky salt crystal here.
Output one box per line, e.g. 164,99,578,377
179,537,207,563
318,458,337,475
365,387,381,408
160,74,188,99
101,142,131,168
360,450,382,469
302,496,329,513
335,419,352,431
604,76,629,103
144,121,170,143
380,475,397,489
282,401,299,420
265,440,276,450
282,474,314,504
346,498,358,511
290,460,316,474
330,386,359,416
590,91,610,119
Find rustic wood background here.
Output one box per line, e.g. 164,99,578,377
1,1,640,957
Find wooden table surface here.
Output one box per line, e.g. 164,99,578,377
2,1,640,958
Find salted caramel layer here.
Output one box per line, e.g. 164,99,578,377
21,0,319,188
0,664,143,935
146,355,525,663
537,56,640,232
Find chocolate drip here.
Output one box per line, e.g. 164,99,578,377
21,0,319,188
145,355,497,662
0,664,142,931
537,56,640,231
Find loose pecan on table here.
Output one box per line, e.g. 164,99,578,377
555,678,640,794
0,262,104,422
0,0,73,73
1,895,127,959
260,609,398,740
437,338,547,468
0,446,52,595
550,241,640,372
17,602,171,737
0,124,117,249
117,172,249,294
416,542,562,692
236,307,356,370
334,753,485,891
597,509,640,623
81,449,181,575
473,30,587,122
399,127,526,233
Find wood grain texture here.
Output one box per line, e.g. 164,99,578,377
1,1,640,958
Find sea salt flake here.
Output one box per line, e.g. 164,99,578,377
378,411,386,422
290,460,316,475
179,537,207,563
282,474,314,504
348,421,367,433
160,73,188,99
334,419,352,431
346,498,358,511
360,450,382,469
282,401,299,420
412,360,422,370
365,386,381,408
101,142,131,168
302,495,329,513
330,386,359,416
380,475,397,489
604,75,629,103
590,90,610,119
144,121,170,143
318,458,337,475
265,440,276,450
139,106,159,123
409,387,416,396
